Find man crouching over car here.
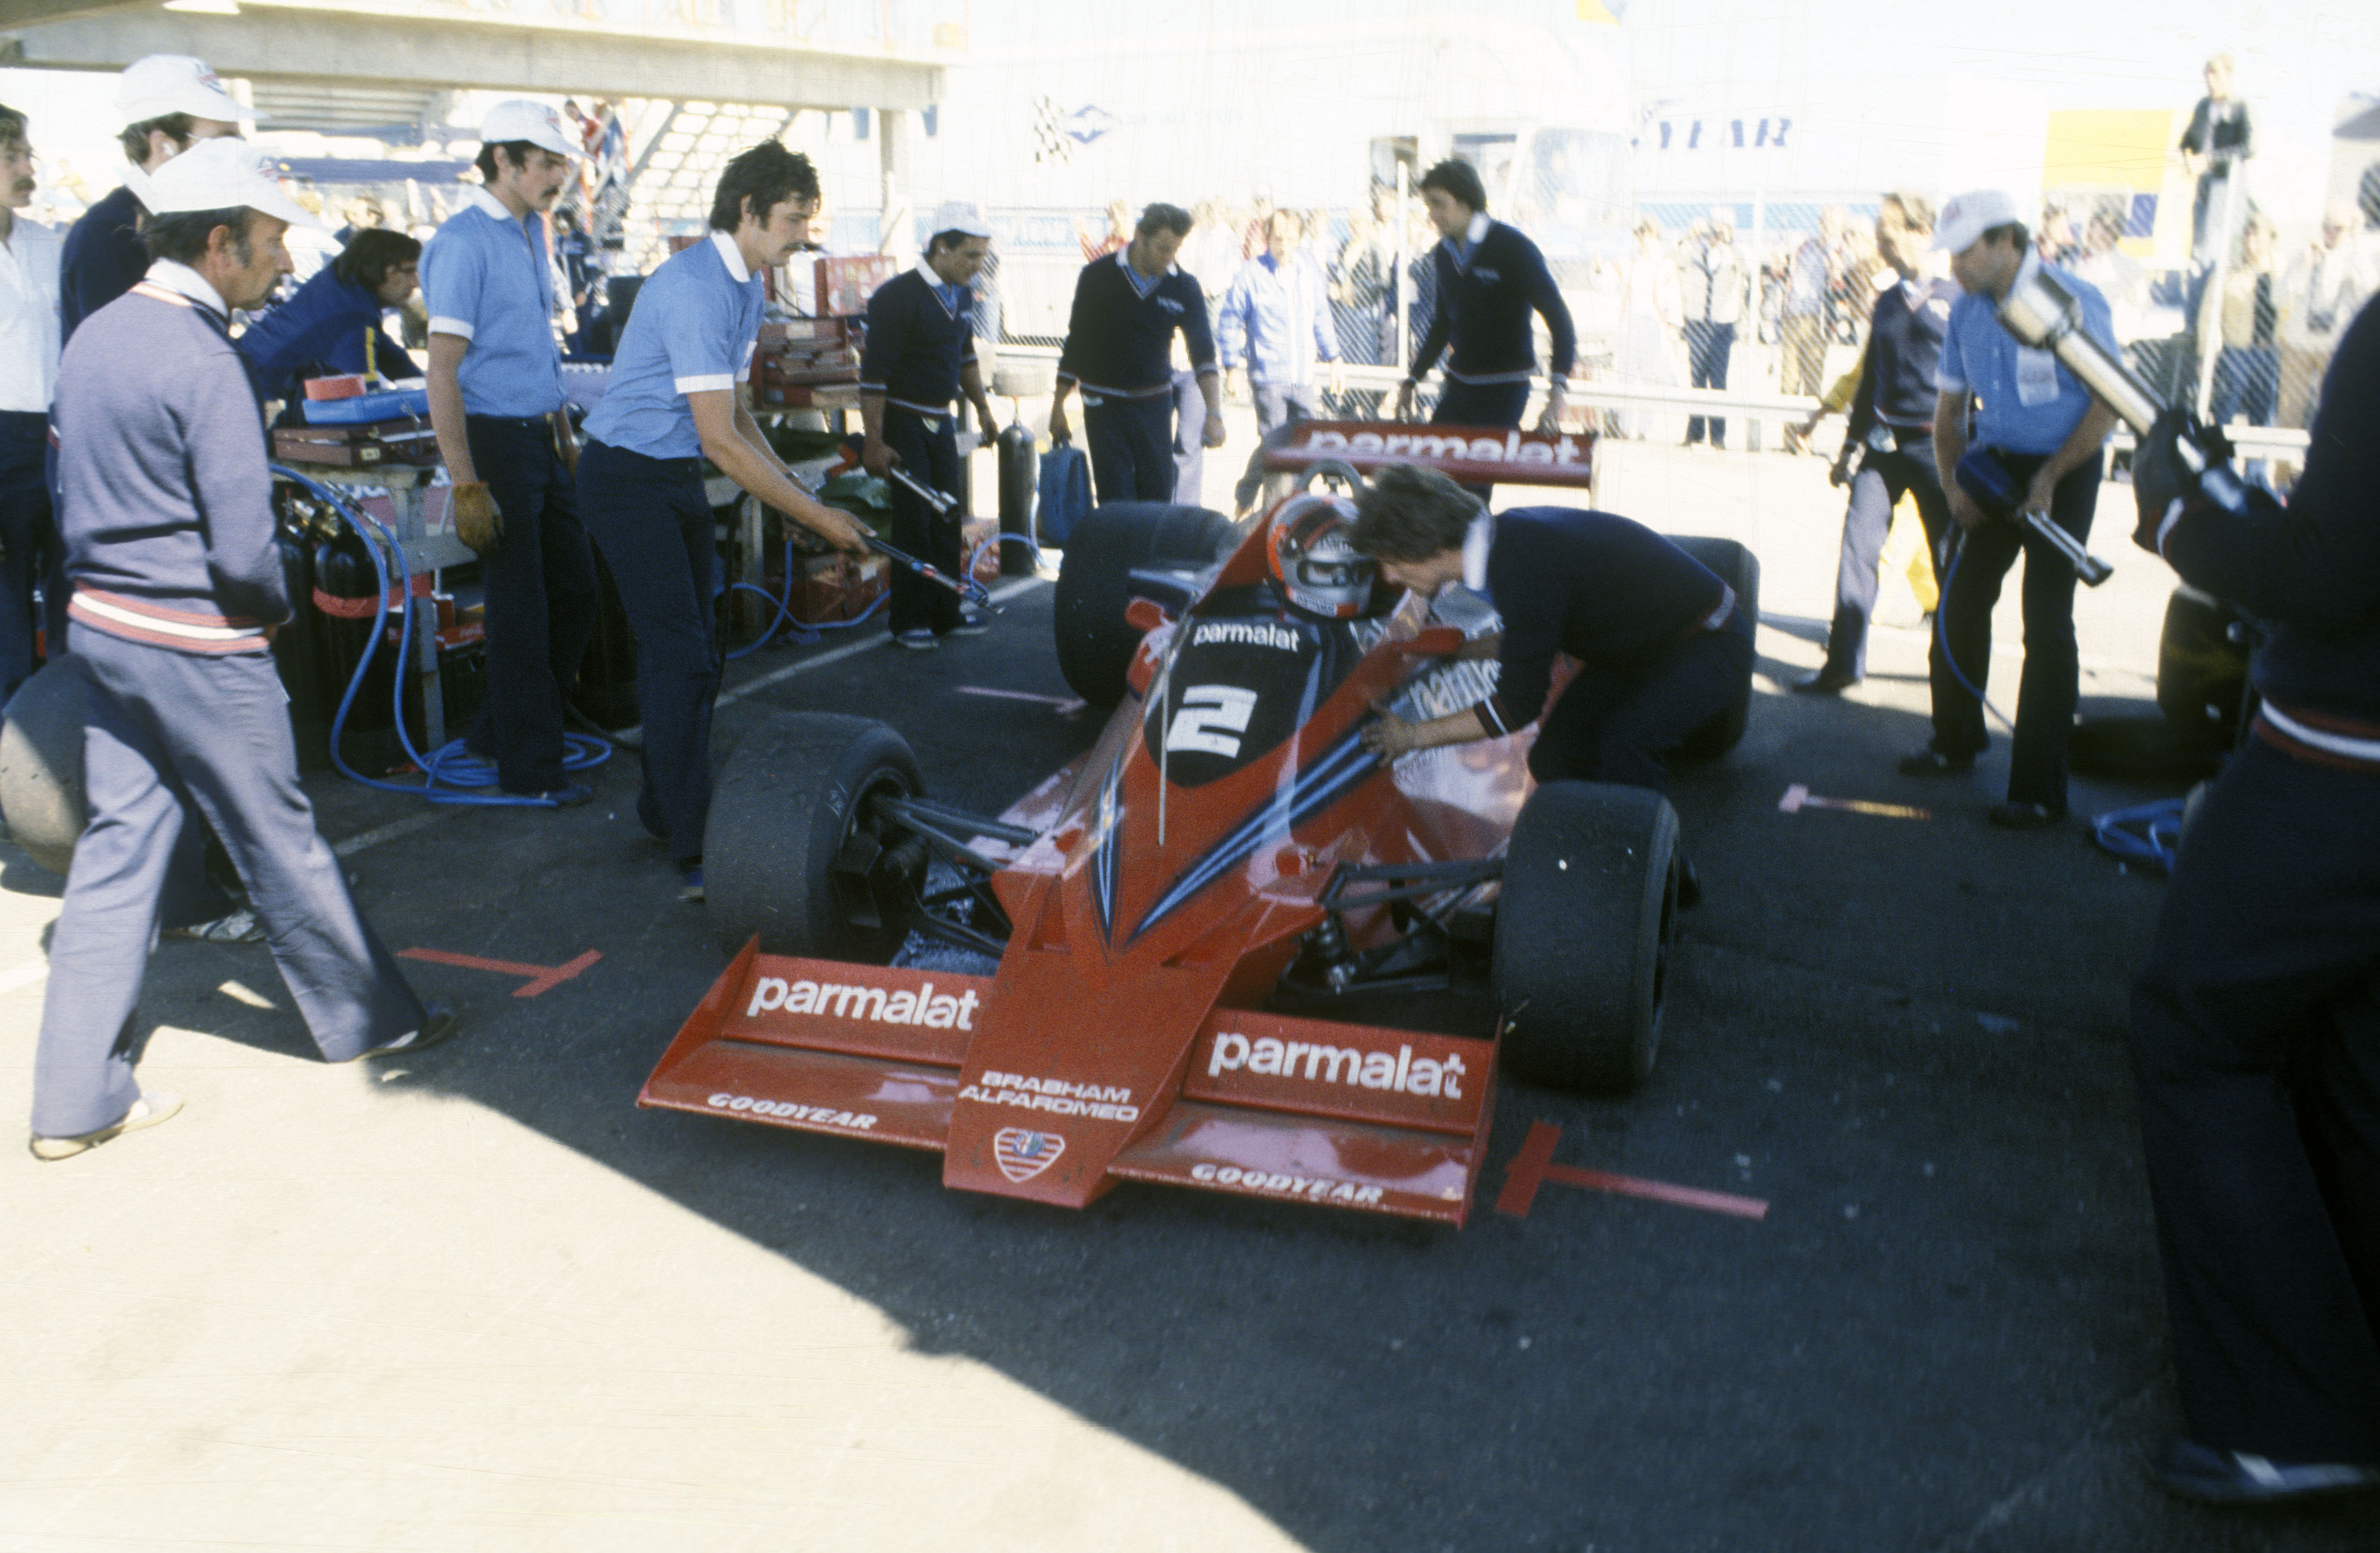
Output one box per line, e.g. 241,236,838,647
1348,464,1750,903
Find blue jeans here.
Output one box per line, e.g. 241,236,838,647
0,411,67,707
1684,320,1735,445
578,440,720,864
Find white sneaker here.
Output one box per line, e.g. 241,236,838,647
165,908,264,944
31,1091,184,1161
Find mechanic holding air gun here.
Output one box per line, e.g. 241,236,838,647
577,143,871,905
859,200,1001,651
1348,463,1749,907
1901,190,2121,829
2120,293,2380,1507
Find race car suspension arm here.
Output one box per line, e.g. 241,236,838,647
857,794,1027,955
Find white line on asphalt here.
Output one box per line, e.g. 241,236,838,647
716,573,1049,708
331,809,452,858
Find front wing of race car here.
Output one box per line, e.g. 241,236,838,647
640,940,1499,1224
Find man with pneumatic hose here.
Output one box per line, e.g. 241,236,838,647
577,143,869,904
2120,293,2380,1507
31,142,453,1162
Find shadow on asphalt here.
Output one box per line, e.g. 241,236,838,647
298,584,2380,1553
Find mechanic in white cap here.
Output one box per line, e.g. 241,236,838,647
1898,188,2118,830
859,197,1000,648
577,143,869,902
32,139,456,1160
59,54,244,341
420,100,598,803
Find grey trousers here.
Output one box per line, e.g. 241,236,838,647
32,626,426,1138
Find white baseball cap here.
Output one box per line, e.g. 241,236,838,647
117,55,246,128
148,137,324,231
1934,189,2022,254
478,100,580,160
927,200,993,240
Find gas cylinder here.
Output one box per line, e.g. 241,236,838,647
271,507,331,770
311,519,401,765
996,416,1038,574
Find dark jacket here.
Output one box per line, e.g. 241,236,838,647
860,267,979,415
1055,250,1216,398
236,267,418,404
2164,294,2380,742
1846,277,1957,444
1475,507,1729,734
1410,220,1576,386
60,184,148,343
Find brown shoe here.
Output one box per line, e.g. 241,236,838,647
31,1091,184,1161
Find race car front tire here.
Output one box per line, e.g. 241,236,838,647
1492,781,1679,1092
1054,501,1237,707
704,710,925,962
1667,536,1761,762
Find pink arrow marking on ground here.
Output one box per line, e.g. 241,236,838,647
1779,783,1930,821
398,948,601,998
955,684,1088,715
1495,1120,1769,1222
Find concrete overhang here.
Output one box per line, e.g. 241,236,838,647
0,3,942,110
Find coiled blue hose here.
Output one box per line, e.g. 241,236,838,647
272,466,609,806
720,533,1002,660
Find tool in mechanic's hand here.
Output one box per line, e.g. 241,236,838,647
883,461,957,516
867,532,995,609
1951,447,2114,587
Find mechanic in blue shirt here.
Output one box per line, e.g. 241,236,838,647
1348,462,1749,903
1900,190,2120,828
1049,203,1225,505
1392,159,1575,435
236,227,418,406
2120,293,2380,1507
579,142,869,902
860,200,1000,649
421,99,598,803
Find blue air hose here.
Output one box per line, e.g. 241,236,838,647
1932,535,2016,735
272,466,609,805
720,534,1001,660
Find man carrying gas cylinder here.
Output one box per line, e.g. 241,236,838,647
2121,292,2380,1506
30,141,452,1162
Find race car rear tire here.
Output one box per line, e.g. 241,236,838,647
1054,501,1237,707
704,711,924,962
1492,781,1679,1092
1668,536,1761,762
0,660,90,877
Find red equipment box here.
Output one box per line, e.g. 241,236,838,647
814,254,897,317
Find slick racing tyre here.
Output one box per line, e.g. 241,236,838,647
1054,501,1236,708
1668,536,1761,762
1492,781,1679,1092
0,660,89,877
705,711,924,961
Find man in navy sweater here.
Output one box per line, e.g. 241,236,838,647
236,227,419,406
59,55,243,342
1050,202,1224,505
1348,463,1748,899
861,200,1000,648
1393,159,1574,436
2119,294,2380,1506
31,141,450,1161
1799,192,1958,692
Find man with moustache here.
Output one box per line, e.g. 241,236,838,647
421,101,596,804
0,101,64,707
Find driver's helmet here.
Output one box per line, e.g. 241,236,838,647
1268,494,1374,619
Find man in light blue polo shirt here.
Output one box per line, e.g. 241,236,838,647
578,142,868,902
1899,189,2120,828
422,99,596,803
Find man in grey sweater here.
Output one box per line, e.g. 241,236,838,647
30,140,453,1161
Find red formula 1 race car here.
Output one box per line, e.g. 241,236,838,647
639,424,1761,1225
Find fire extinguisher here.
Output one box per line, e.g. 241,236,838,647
996,412,1038,575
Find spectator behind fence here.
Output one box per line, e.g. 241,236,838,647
2278,200,2372,429
2202,213,2280,430
2037,204,2081,267
1610,218,1684,443
1219,210,1341,511
2180,53,2252,268
1780,207,1845,448
1679,208,1748,448
1331,183,1402,416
